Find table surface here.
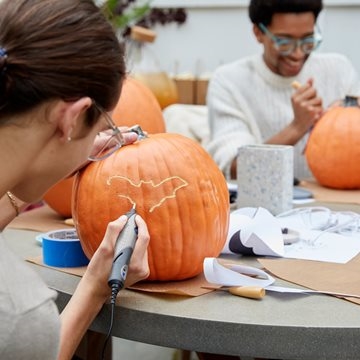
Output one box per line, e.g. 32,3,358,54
5,202,360,360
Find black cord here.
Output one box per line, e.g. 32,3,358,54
101,284,121,360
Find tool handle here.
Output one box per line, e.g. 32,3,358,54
229,286,265,299
108,208,138,290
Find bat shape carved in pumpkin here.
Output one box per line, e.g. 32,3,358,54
107,175,188,213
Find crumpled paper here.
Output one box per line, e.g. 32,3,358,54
222,207,284,257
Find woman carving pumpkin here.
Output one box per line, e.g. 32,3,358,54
0,1,150,359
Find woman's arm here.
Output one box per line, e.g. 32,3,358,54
57,215,150,360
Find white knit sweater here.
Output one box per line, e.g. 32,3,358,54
206,53,360,180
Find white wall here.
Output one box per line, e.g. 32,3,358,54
149,1,360,77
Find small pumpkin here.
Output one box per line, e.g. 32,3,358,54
72,133,230,281
112,76,166,133
43,176,74,218
305,96,360,189
43,76,166,217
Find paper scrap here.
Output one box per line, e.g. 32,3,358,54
222,207,284,257
204,258,360,300
203,257,275,287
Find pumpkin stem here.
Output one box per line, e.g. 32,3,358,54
343,95,359,107
128,124,148,140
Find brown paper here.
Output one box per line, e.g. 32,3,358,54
129,273,218,297
27,255,87,277
7,205,72,232
259,256,360,305
27,255,216,297
301,179,360,204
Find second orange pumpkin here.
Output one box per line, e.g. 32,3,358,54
305,96,360,189
112,76,166,133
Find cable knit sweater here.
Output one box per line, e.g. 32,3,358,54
206,53,360,180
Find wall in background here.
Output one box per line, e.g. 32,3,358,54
148,1,360,78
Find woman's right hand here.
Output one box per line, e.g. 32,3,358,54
124,215,150,287
58,214,149,360
80,213,150,303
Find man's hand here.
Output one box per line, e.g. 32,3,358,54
291,78,323,135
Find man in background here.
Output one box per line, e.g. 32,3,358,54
206,0,360,181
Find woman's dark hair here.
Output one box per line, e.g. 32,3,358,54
249,0,323,26
0,0,125,124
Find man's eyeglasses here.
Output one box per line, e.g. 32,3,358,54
88,101,125,161
258,23,322,56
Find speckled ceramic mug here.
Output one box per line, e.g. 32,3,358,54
236,144,294,215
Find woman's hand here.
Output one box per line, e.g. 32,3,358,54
124,215,150,287
58,214,149,360
89,126,139,159
67,127,139,178
81,213,150,302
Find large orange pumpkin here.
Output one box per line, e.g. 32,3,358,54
305,96,360,189
112,76,166,133
43,76,166,217
72,133,230,281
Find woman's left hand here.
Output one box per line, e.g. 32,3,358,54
90,126,138,157
119,126,139,145
67,127,139,178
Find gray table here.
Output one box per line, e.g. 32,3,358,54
4,206,360,360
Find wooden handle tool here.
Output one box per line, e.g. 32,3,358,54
64,218,74,226
203,286,265,300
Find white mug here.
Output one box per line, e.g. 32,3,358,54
236,144,294,215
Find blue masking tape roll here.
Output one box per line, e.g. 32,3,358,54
41,228,89,268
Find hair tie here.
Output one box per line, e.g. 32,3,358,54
0,47,7,57
0,47,8,76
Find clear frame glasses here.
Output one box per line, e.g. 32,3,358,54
88,101,125,161
277,206,360,236
258,23,322,56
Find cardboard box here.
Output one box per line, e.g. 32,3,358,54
195,79,209,105
173,78,196,105
173,76,210,105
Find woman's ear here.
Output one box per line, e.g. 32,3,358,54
56,97,92,142
253,24,264,44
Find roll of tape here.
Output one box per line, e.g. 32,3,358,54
40,228,89,267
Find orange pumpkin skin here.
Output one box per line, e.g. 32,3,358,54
112,76,166,134
43,176,74,218
305,103,360,189
72,133,230,281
